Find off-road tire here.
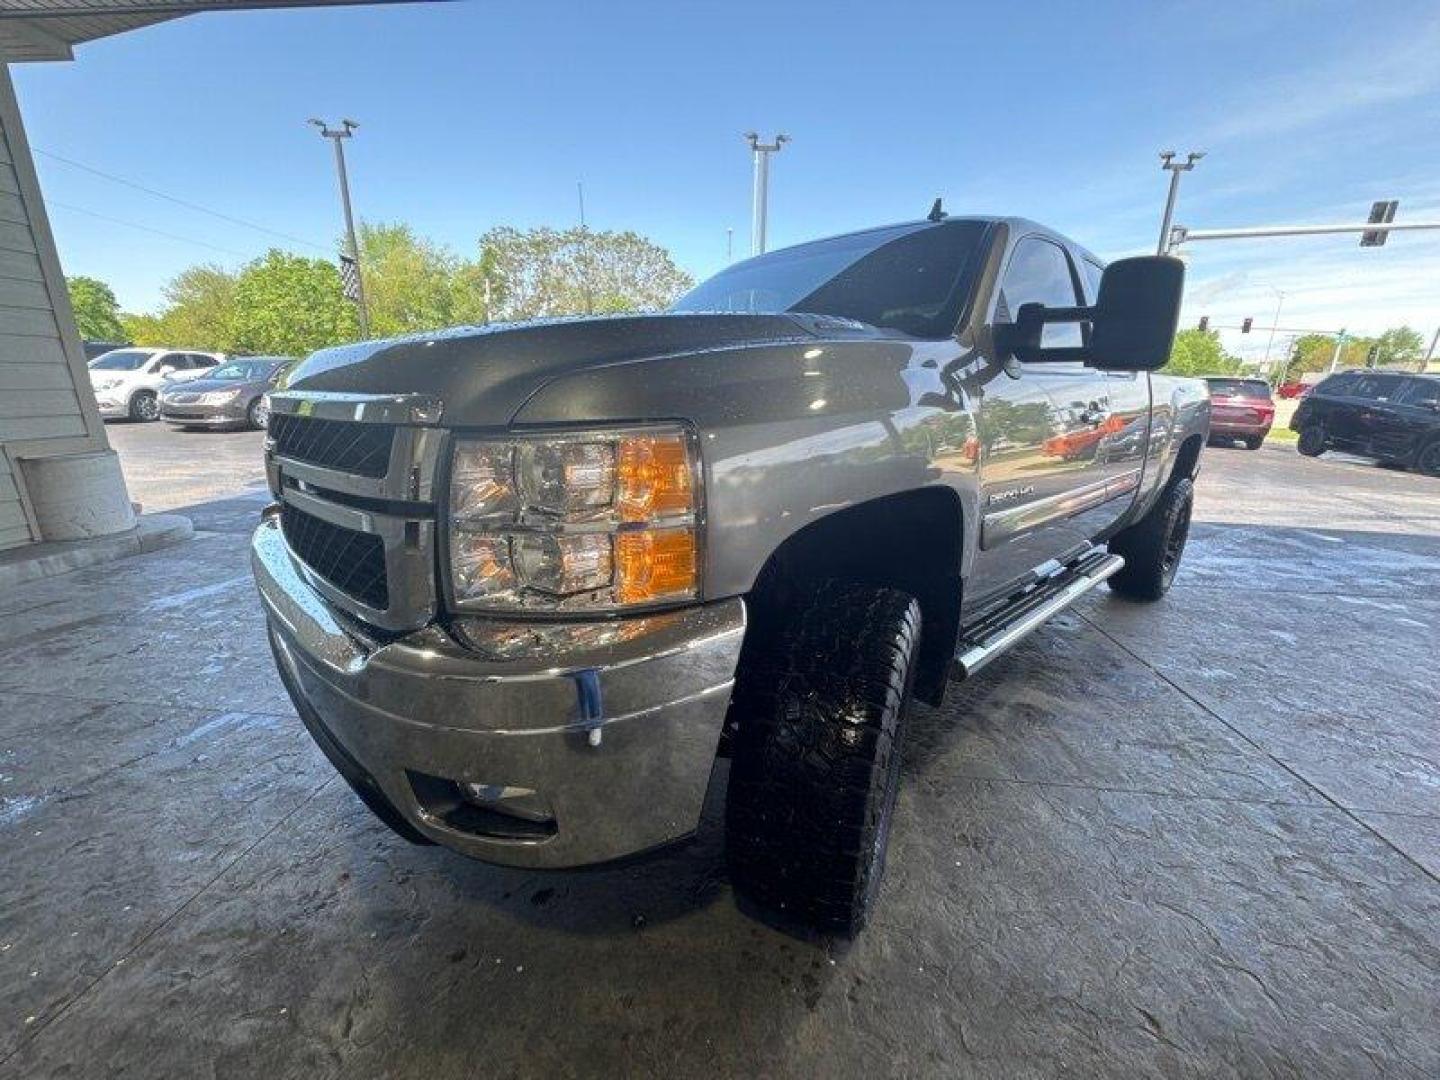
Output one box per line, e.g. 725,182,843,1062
725,582,921,937
1244,435,1264,450
1107,477,1194,601
1296,425,1326,457
1416,437,1440,478
128,391,159,422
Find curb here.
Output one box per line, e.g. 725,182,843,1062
0,513,194,592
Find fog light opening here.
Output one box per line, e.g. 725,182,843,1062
407,770,558,841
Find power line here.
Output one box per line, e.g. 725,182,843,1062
33,147,329,253
46,200,252,258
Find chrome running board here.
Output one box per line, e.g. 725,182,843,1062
953,550,1125,679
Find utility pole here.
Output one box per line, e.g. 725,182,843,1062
1328,329,1348,373
726,227,734,263
577,181,587,229
309,118,369,338
745,132,789,256
1422,327,1439,373
1262,287,1286,374
1157,151,1204,255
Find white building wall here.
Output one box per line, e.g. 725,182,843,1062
0,62,132,552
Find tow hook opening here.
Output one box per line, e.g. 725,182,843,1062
407,770,558,841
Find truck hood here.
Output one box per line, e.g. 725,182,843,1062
276,313,820,427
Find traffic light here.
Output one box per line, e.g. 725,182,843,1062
1198,316,1209,332
1361,199,1398,247
1242,317,1253,333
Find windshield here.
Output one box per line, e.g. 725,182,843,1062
207,360,285,381
671,220,989,338
89,349,155,372
1207,378,1271,399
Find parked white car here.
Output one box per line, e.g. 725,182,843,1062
87,348,225,421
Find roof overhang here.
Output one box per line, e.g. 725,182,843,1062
0,1,419,61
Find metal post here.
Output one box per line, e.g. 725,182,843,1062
745,132,789,256
577,181,586,229
1327,330,1348,373
1262,289,1285,373
1157,150,1204,255
309,118,369,338
726,227,733,263
1422,327,1439,373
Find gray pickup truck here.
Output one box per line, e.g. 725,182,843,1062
252,214,1209,935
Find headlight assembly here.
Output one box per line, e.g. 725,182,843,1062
199,389,242,404
446,426,700,613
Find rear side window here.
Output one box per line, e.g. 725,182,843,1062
997,238,1083,348
1351,375,1401,401
1398,379,1440,408
1317,373,1357,396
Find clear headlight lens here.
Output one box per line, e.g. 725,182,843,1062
447,426,699,612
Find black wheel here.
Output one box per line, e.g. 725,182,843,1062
1416,438,1440,477
725,581,921,937
1244,435,1265,450
1296,425,1326,457
1107,477,1194,601
247,396,269,430
128,391,159,422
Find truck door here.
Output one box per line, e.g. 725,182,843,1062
968,236,1115,601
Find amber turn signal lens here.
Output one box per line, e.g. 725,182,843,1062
617,434,693,522
615,528,697,604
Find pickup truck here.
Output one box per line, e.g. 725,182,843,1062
252,214,1210,936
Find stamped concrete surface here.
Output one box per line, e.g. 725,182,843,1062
0,433,1437,1079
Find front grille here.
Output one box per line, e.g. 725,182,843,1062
269,414,396,478
280,505,389,610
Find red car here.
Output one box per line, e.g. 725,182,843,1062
1205,377,1276,449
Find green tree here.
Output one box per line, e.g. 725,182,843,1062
1283,333,1378,378
1372,327,1424,367
1163,329,1244,376
475,226,692,321
156,264,239,350
231,250,357,355
359,222,464,337
65,276,126,341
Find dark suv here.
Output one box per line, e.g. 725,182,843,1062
1291,370,1440,474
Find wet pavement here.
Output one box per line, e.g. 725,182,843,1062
1,439,1436,1078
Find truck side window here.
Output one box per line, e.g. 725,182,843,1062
997,238,1083,348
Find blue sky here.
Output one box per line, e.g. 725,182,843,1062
15,0,1440,360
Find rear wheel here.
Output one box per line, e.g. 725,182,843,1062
1244,434,1265,450
128,391,159,422
1296,425,1326,457
247,396,269,430
725,581,920,937
1416,438,1440,477
1107,477,1194,601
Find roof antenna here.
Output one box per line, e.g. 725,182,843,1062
927,197,947,222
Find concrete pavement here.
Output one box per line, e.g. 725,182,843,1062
0,437,1436,1078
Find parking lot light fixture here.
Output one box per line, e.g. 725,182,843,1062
310,117,369,338
1157,151,1204,255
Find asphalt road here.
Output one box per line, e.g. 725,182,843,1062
1,427,1436,1078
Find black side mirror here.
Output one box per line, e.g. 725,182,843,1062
999,256,1185,372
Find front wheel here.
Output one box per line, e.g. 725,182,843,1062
128,391,159,422
725,581,920,937
1296,425,1326,457
1107,477,1194,601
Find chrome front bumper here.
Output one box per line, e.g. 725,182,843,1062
252,519,745,868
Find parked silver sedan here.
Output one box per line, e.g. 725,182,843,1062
159,357,295,430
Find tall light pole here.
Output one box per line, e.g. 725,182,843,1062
745,132,789,256
309,118,369,338
1157,150,1204,255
